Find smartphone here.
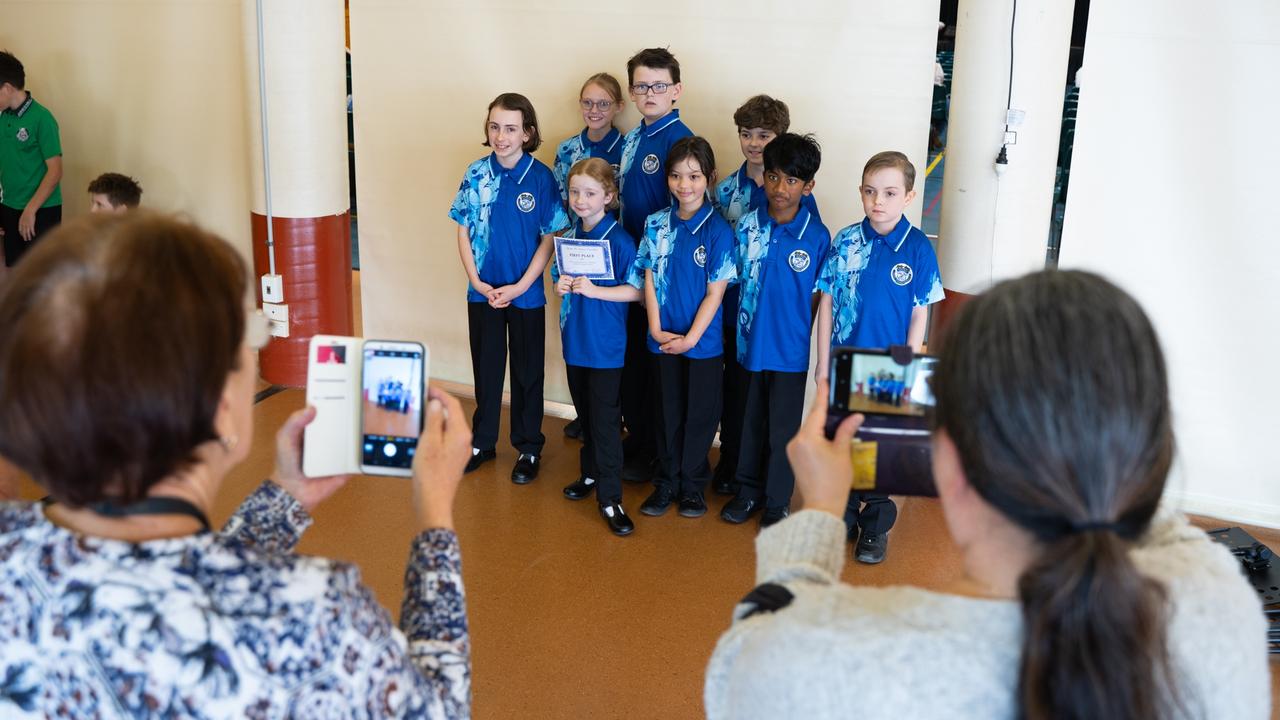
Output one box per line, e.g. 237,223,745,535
826,346,937,497
360,340,427,477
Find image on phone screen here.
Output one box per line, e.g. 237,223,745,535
846,354,938,418
361,346,424,469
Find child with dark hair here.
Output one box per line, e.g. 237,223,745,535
88,172,143,213
0,50,63,266
616,47,695,484
634,136,735,519
450,92,568,484
719,133,829,526
711,95,823,497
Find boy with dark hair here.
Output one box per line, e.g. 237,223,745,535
0,50,62,267
88,172,143,213
711,95,823,496
720,133,830,527
617,47,694,484
815,150,944,563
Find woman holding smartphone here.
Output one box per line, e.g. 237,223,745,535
706,270,1269,719
0,213,476,718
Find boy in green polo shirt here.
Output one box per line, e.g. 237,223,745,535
0,50,63,267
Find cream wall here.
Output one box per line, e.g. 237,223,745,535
1059,0,1280,526
0,0,253,259
350,0,940,405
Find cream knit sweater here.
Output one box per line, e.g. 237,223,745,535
705,508,1270,719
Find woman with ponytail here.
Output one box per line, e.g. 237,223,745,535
705,270,1269,719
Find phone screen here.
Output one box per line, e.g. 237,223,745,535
360,344,424,470
828,348,938,432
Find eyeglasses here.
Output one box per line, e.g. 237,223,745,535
580,99,615,111
247,309,272,350
630,82,672,96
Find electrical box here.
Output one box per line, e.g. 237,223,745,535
261,274,284,304
263,302,289,337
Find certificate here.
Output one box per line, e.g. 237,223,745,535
554,236,614,281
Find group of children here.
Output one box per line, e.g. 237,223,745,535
0,51,141,268
450,47,944,562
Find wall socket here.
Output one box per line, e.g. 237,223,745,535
263,302,289,337
261,274,284,303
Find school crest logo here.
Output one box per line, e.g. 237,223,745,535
642,153,660,175
611,163,621,176
788,249,811,272
693,245,707,267
891,262,913,286
16,127,29,142
516,192,536,213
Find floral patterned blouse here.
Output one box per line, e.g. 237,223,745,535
0,481,470,719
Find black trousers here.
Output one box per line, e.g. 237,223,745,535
1,204,62,267
467,302,545,455
714,322,746,489
845,493,899,536
651,353,722,495
566,365,624,506
734,370,807,511
621,303,655,461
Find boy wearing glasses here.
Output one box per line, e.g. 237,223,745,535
616,47,694,485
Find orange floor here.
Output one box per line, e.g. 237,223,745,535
7,390,1279,716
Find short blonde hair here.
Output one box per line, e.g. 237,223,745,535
862,151,916,192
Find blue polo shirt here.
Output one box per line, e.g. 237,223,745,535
634,203,737,359
448,152,569,309
713,161,822,228
816,215,944,348
551,213,641,369
618,110,693,239
735,206,831,372
553,127,623,205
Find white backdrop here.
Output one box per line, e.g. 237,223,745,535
349,0,940,406
1060,0,1280,526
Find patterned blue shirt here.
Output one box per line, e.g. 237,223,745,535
816,216,945,349
618,110,693,239
448,152,569,309
551,213,642,369
0,481,470,718
634,203,737,359
735,206,831,373
713,161,822,228
552,127,623,205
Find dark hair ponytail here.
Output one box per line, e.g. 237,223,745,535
931,270,1179,720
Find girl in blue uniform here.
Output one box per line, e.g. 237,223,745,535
634,136,737,519
449,93,568,484
554,158,643,536
553,73,626,206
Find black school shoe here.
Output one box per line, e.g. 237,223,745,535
759,506,790,528
599,503,635,536
639,487,676,516
511,454,540,485
562,476,596,500
719,495,763,524
563,417,583,440
464,448,496,473
855,531,889,564
677,492,707,518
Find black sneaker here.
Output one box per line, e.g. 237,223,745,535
719,496,763,524
511,454,540,485
677,492,707,518
599,503,635,536
640,487,676,516
464,448,496,473
563,417,583,440
855,531,888,564
760,506,790,528
562,476,596,500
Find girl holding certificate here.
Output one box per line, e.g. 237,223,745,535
554,158,644,536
